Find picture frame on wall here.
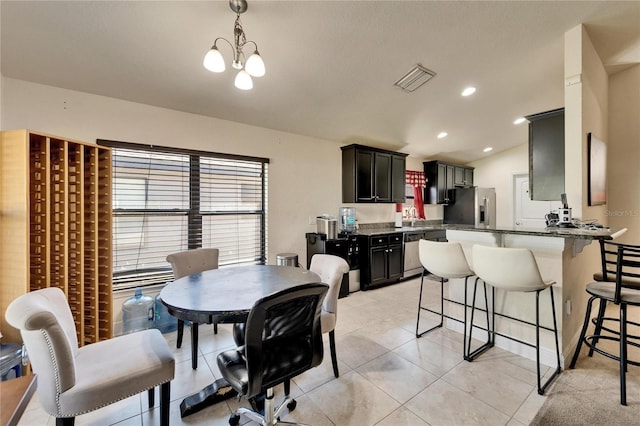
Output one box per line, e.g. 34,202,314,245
588,132,606,206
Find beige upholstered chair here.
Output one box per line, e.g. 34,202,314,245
166,247,219,369
309,254,349,378
5,287,174,426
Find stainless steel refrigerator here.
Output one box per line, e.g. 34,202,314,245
444,187,496,227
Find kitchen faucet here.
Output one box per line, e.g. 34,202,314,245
407,206,417,226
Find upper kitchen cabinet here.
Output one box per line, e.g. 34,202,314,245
423,160,474,204
526,108,564,201
342,144,407,203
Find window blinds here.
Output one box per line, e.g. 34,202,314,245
99,140,268,289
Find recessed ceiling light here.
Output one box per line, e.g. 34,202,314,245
513,117,526,125
437,132,448,139
483,147,493,153
461,87,476,97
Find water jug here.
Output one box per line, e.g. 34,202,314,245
122,288,155,334
154,293,177,333
339,207,356,233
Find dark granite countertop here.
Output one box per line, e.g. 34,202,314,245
350,223,619,240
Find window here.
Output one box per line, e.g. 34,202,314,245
98,140,268,289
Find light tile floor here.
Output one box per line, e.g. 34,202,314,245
15,277,593,425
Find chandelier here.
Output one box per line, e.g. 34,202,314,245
203,0,265,90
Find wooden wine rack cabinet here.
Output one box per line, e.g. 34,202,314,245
1,130,112,345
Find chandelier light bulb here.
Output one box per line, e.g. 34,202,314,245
245,51,265,77
203,46,225,73
234,70,253,90
203,0,263,90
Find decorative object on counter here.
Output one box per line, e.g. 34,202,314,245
405,170,426,218
203,0,265,90
557,192,575,228
471,245,561,395
395,203,403,228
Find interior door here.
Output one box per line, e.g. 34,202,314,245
514,174,554,229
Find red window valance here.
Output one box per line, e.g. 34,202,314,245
406,170,425,188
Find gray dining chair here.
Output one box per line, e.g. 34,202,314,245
5,287,175,426
166,247,219,370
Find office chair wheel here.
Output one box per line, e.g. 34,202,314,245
287,399,297,411
228,413,241,426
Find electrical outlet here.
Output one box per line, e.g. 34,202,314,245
308,216,316,225
565,299,572,316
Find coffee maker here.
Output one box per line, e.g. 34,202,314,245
558,193,574,227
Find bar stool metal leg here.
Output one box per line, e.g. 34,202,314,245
589,299,608,357
620,303,627,405
569,295,597,369
537,287,561,395
466,278,494,361
416,269,445,337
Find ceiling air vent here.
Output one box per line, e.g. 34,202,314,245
393,64,436,92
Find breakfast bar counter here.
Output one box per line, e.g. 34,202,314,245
438,226,622,368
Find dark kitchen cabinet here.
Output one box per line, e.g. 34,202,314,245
342,144,407,203
424,161,474,204
454,166,474,187
360,233,403,290
526,108,564,201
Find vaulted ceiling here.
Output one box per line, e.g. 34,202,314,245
2,1,639,162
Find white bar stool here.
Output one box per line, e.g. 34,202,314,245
471,245,561,395
416,240,493,360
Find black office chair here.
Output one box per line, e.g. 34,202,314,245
217,282,328,426
570,242,640,405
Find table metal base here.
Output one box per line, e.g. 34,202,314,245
179,378,238,417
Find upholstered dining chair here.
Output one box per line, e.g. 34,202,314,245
217,282,328,426
166,247,219,369
5,287,175,426
309,254,349,378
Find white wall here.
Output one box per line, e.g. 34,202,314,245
469,143,529,227
608,65,640,244
0,77,394,264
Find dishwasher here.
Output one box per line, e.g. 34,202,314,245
403,231,425,278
